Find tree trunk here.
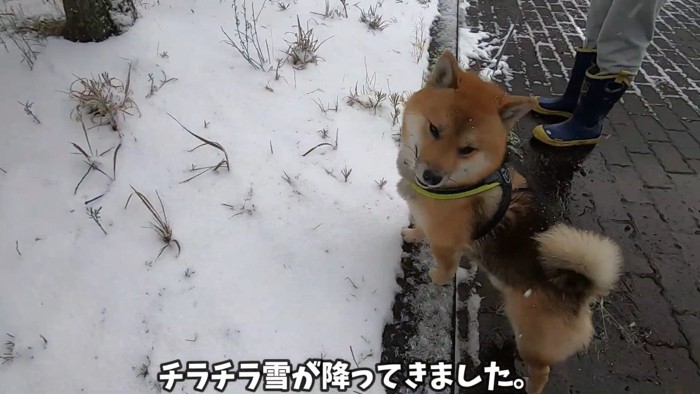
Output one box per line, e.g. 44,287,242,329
62,0,137,43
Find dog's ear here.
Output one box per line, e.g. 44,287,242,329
428,51,461,89
499,95,535,130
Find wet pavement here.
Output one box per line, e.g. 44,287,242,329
382,0,700,393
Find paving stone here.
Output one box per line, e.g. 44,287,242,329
624,276,687,346
667,131,700,160
667,97,700,121
649,142,693,173
646,187,699,237
629,153,673,189
599,219,653,275
688,159,700,173
611,166,652,204
649,252,700,313
653,106,688,132
623,94,653,116
677,315,700,367
637,84,665,106
612,123,651,154
599,133,633,167
626,202,678,257
632,115,671,142
650,346,700,391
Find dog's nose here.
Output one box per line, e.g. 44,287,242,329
422,169,443,186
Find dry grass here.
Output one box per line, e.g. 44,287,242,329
11,15,64,37
389,92,406,126
221,0,271,71
345,58,391,114
311,0,346,19
0,6,64,69
338,0,349,18
347,82,387,114
222,187,256,217
593,298,647,352
87,206,108,235
168,114,230,184
302,128,338,157
71,118,120,194
358,3,390,31
314,97,339,114
125,186,181,261
2,33,44,70
68,63,140,132
411,17,427,63
18,100,40,124
284,16,331,69
340,166,352,182
146,70,177,98
0,334,17,365
136,356,151,380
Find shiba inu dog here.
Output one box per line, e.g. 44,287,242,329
396,51,623,394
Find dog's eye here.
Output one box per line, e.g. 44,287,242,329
458,146,476,156
429,123,440,139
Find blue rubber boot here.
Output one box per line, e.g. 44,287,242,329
532,48,597,119
532,66,631,147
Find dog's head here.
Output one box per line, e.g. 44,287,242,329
397,51,534,189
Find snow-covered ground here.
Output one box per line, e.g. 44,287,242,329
0,0,513,392
0,0,437,392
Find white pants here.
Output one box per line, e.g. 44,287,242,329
583,0,668,75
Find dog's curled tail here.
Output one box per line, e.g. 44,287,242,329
534,223,623,298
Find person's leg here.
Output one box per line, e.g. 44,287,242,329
583,0,614,49
596,0,667,76
530,48,597,118
532,0,668,148
532,66,630,147
531,0,612,118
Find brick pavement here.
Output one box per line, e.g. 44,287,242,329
457,0,700,392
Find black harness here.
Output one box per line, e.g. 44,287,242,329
472,167,513,240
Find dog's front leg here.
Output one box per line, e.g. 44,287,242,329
428,244,462,286
525,364,550,394
401,225,425,244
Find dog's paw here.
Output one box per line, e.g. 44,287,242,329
401,227,424,244
429,267,454,286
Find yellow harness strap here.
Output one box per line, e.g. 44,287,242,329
410,181,502,200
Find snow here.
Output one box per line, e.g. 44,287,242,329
464,292,482,368
0,0,440,392
458,28,491,62
457,25,512,82
456,264,481,369
431,0,458,57
404,248,453,363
